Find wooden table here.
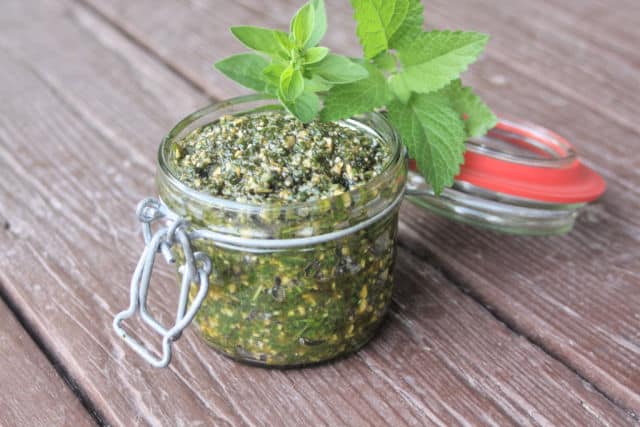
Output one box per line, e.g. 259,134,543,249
1,0,638,425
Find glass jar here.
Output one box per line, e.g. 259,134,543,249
149,95,407,367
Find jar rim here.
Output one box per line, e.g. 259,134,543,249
157,94,405,214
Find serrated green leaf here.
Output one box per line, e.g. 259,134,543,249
280,65,304,100
351,0,410,59
388,0,424,50
231,26,290,59
279,89,321,123
372,51,397,72
214,53,272,93
440,80,497,137
304,46,329,64
291,2,315,48
320,63,391,121
307,0,327,48
387,93,467,194
307,54,369,83
389,31,489,95
389,76,412,103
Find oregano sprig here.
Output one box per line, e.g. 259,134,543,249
215,0,368,123
214,0,498,195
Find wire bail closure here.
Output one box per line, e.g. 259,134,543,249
113,198,211,368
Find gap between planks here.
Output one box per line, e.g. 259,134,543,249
0,281,107,426
68,0,639,421
396,237,640,423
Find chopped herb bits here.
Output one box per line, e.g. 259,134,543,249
169,111,390,203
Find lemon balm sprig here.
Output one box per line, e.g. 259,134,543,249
214,0,498,195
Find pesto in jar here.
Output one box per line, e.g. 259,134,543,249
161,109,405,366
170,112,390,203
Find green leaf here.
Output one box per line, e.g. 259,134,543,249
231,26,290,59
307,0,327,48
279,89,321,123
372,52,397,72
280,65,304,100
320,63,391,121
262,62,287,92
274,31,295,53
351,0,410,59
307,54,369,83
304,46,329,64
389,76,412,103
388,0,424,50
214,53,272,93
291,2,316,48
389,31,489,95
387,93,467,194
305,75,332,93
440,80,497,137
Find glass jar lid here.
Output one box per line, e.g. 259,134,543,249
405,118,606,235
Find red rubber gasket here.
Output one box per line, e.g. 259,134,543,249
409,120,606,204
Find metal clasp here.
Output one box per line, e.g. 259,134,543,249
113,198,211,368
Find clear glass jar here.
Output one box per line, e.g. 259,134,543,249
156,95,407,366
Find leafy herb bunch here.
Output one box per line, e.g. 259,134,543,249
215,0,497,194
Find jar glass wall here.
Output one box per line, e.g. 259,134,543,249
157,95,407,366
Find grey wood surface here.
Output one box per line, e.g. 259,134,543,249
0,299,95,426
0,0,638,425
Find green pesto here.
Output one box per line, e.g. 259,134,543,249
180,213,398,366
163,111,403,366
170,111,390,203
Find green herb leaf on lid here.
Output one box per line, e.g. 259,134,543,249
441,79,498,137
387,93,467,194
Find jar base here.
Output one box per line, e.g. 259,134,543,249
193,316,387,369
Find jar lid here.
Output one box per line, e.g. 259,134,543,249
405,118,606,235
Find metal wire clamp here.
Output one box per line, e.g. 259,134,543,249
113,198,211,368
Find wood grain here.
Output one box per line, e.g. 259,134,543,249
78,0,640,416
0,299,95,426
0,0,635,425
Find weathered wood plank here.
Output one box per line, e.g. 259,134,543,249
77,0,640,415
0,299,95,426
0,0,634,425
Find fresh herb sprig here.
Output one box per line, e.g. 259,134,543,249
215,0,497,194
215,0,368,123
